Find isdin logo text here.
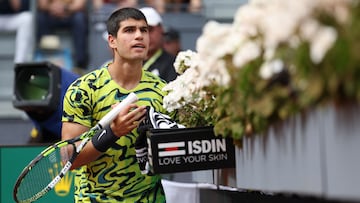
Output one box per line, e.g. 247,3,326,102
158,138,227,157
188,139,226,154
48,163,73,196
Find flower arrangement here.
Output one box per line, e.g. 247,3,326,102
163,0,360,141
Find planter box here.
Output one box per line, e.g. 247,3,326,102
235,102,360,202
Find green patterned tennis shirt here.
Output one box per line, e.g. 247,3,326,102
62,63,167,203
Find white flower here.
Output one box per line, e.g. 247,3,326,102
299,19,338,64
259,59,284,80
196,21,233,60
163,67,201,112
300,18,321,41
233,40,261,68
233,4,263,37
173,50,198,74
310,26,337,64
197,59,230,87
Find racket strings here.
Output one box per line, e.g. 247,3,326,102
15,147,67,202
15,131,96,202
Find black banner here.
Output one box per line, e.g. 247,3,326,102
147,126,235,174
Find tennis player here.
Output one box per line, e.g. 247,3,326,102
61,7,168,202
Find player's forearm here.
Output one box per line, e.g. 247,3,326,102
70,143,103,170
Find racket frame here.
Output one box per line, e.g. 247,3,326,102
13,92,138,203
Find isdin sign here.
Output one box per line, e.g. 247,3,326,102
147,127,235,174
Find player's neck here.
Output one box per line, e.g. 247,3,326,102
108,61,142,90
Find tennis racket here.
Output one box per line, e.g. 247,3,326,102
13,92,138,203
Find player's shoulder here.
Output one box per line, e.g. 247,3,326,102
71,67,109,87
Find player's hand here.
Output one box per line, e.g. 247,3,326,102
110,103,147,137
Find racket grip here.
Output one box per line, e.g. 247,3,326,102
98,92,138,127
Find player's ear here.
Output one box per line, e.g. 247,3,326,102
108,34,116,48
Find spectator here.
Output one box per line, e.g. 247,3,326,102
163,27,181,56
92,0,138,13
186,0,202,13
91,0,138,30
36,0,89,75
62,7,167,202
0,0,34,63
144,0,202,13
140,7,177,82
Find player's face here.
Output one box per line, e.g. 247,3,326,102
109,18,149,61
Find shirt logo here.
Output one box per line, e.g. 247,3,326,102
97,130,107,141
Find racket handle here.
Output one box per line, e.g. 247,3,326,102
98,92,138,127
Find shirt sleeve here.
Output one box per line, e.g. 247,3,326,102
62,78,93,128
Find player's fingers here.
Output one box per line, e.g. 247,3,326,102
129,106,147,121
132,115,146,127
